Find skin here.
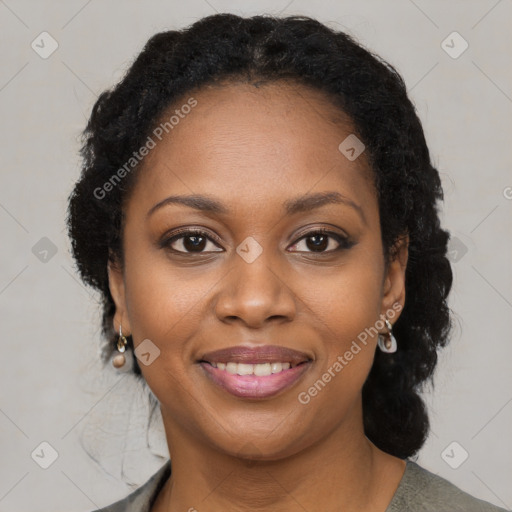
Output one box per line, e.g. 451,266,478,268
108,81,409,512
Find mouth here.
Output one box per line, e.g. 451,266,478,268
204,360,303,375
197,345,313,399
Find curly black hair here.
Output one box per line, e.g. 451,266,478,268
67,13,453,460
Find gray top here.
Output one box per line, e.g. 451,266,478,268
94,459,510,512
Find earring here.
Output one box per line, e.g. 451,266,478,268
378,318,397,353
112,324,128,368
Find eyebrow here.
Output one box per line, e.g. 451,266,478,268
147,191,366,224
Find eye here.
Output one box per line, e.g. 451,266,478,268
161,228,223,254
288,229,352,254
161,227,353,255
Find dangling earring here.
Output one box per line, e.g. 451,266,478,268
112,324,128,368
378,318,397,353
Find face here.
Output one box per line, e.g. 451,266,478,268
109,81,408,460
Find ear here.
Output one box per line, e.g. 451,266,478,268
108,257,132,335
380,234,409,322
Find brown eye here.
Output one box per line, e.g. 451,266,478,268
288,229,353,253
161,229,223,254
304,233,330,252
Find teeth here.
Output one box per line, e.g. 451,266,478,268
255,363,271,376
210,361,294,375
226,362,238,374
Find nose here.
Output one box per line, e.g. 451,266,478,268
214,250,297,329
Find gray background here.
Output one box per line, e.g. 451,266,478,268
0,0,511,510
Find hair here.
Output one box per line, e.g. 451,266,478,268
67,13,453,459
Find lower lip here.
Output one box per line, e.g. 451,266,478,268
199,361,311,399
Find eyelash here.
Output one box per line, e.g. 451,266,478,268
160,227,353,255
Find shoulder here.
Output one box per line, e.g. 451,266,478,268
387,460,510,512
92,460,172,512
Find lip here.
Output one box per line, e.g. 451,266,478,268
199,345,311,365
199,360,312,399
197,345,313,399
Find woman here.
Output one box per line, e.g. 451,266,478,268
67,13,508,512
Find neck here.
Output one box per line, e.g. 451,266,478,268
152,403,406,512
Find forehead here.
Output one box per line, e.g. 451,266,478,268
129,81,376,218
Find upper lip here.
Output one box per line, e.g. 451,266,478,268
199,345,312,365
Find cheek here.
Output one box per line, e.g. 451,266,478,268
306,256,384,385
122,255,211,418
296,286,380,427
122,250,212,357
309,257,384,339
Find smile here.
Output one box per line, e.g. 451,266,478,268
209,361,297,375
199,360,311,399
